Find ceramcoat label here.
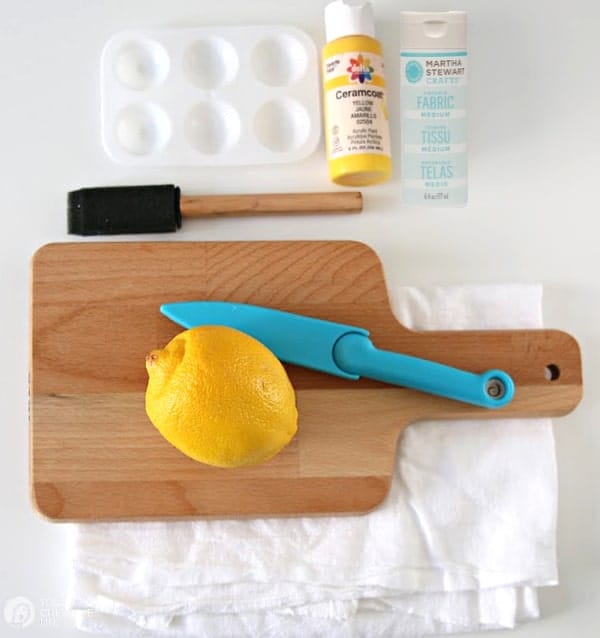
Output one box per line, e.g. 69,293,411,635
324,52,391,158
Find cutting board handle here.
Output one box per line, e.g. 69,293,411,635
387,327,583,420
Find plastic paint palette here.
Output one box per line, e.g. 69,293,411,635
100,26,322,166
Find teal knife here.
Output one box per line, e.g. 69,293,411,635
160,301,515,409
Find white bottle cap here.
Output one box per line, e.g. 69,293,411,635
325,0,375,42
400,11,467,50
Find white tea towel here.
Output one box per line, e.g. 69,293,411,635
67,285,557,637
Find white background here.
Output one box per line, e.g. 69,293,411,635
1,0,599,636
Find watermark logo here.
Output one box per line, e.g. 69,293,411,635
4,597,35,629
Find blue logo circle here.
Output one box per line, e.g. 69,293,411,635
405,60,423,83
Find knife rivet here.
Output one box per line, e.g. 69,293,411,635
485,378,505,400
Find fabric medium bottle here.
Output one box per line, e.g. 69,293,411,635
400,12,468,206
322,0,392,186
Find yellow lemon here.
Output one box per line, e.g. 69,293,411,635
145,326,298,468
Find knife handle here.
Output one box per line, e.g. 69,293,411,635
180,192,363,217
333,333,515,409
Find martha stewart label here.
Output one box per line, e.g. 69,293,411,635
401,51,468,205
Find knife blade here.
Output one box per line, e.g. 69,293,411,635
160,301,515,409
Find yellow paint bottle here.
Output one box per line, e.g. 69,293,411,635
322,0,391,186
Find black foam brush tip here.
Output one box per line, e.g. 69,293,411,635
68,185,182,235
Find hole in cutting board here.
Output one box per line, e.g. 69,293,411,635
545,364,560,381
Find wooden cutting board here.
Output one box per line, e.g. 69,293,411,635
30,241,582,521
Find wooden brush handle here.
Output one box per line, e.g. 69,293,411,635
180,191,362,217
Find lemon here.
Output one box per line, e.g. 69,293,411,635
145,326,298,468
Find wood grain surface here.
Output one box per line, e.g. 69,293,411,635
29,241,582,521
